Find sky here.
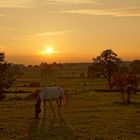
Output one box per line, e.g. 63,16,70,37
0,0,140,65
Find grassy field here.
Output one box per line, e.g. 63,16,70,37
0,92,140,140
0,63,140,140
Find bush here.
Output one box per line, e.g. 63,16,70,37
0,92,6,101
29,82,40,87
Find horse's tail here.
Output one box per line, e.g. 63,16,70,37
62,95,68,105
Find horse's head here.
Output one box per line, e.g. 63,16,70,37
35,103,41,118
34,89,42,118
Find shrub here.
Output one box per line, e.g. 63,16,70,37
0,92,6,101
29,82,40,87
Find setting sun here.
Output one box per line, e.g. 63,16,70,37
41,47,54,55
45,47,53,54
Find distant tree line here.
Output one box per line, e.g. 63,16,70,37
17,62,63,77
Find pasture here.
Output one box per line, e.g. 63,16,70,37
0,63,140,140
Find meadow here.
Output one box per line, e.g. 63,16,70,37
0,63,140,140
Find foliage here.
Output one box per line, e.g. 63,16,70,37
0,52,10,90
119,64,129,74
87,49,121,88
87,64,100,78
130,59,140,74
40,62,55,76
111,72,139,103
0,52,19,100
29,82,41,87
0,91,6,101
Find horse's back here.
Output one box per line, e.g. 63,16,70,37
39,86,64,101
56,86,64,96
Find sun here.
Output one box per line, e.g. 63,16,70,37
44,47,53,54
39,46,57,55
46,47,53,54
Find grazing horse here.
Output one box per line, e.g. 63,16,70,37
35,86,65,118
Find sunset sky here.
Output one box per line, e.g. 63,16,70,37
0,0,140,65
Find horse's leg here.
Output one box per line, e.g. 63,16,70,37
49,101,55,116
56,98,62,116
59,98,62,116
43,101,46,117
56,99,59,115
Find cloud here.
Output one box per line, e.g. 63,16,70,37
0,26,15,33
62,7,140,17
32,30,78,37
0,14,7,17
0,14,20,18
39,0,98,6
0,26,16,39
0,0,33,8
50,0,97,4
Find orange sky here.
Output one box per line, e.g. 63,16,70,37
0,0,140,64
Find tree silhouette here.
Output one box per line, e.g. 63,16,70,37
0,52,18,100
111,72,139,103
40,62,55,76
130,60,140,74
88,49,121,88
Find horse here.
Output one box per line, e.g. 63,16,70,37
35,86,66,118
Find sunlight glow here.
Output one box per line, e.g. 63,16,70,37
45,47,53,54
40,47,55,55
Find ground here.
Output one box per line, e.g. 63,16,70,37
0,63,140,139
0,92,140,140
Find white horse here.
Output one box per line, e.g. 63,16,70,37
35,86,66,118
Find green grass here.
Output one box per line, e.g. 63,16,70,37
5,93,29,100
0,92,140,140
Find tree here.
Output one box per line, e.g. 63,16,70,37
88,49,121,88
0,52,9,90
130,60,140,74
40,62,55,76
111,72,139,103
40,62,48,76
119,64,129,74
0,52,18,100
87,64,100,78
